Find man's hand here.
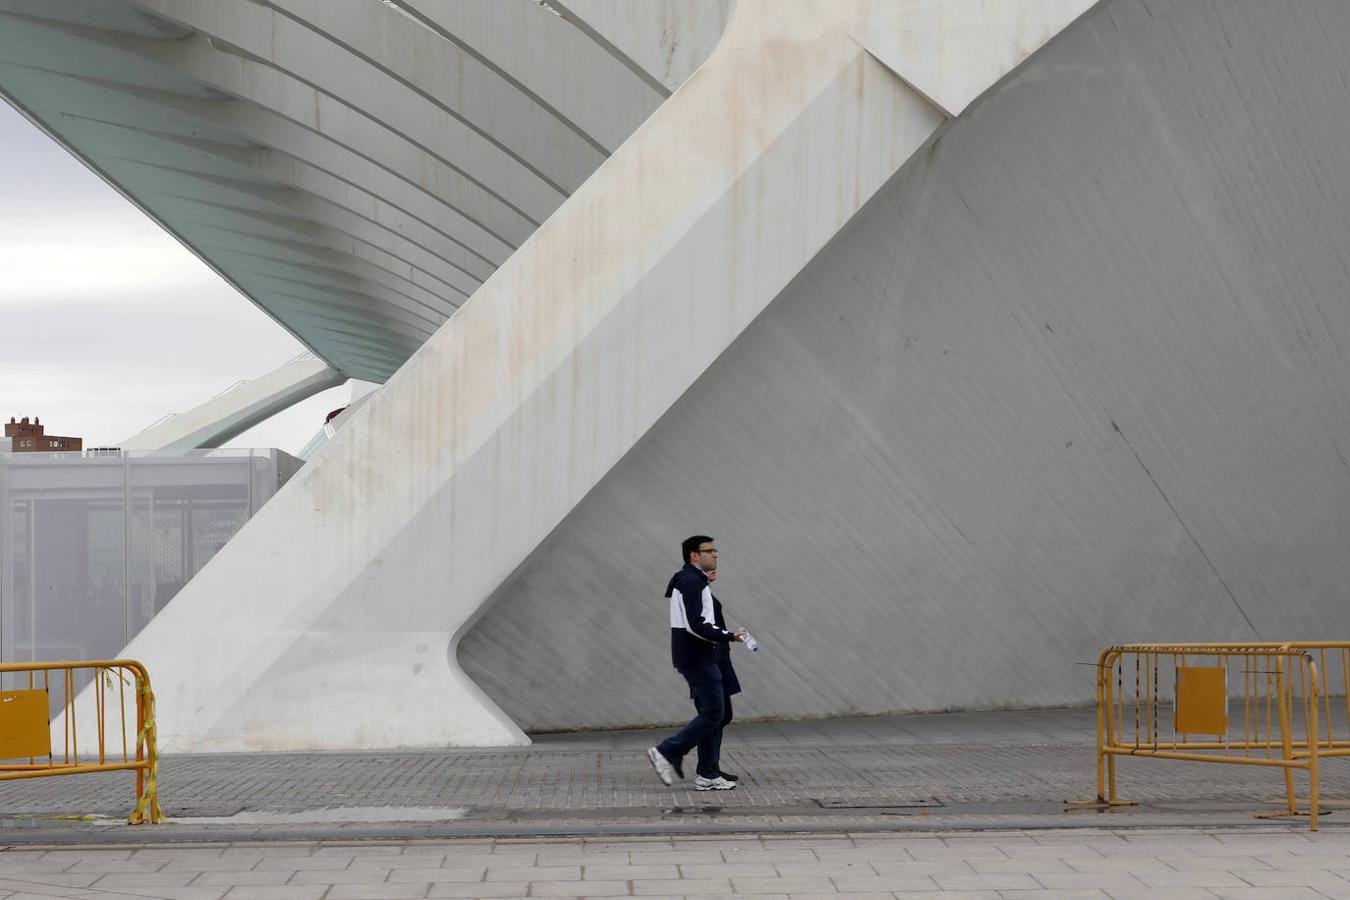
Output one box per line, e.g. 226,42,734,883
734,629,749,642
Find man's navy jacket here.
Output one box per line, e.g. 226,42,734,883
666,564,741,691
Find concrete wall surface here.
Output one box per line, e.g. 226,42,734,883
46,0,1092,751
461,0,1350,730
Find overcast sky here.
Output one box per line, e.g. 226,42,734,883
0,100,357,455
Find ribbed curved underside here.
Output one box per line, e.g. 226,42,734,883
0,0,730,381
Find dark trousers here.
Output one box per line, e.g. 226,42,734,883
656,663,725,778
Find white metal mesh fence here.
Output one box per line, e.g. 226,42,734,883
0,450,299,690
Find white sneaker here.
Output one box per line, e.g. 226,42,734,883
694,774,737,791
646,747,676,786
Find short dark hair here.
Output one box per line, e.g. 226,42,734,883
682,535,713,565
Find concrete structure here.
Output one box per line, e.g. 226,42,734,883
295,383,380,463
12,0,1350,752
0,0,732,384
461,0,1350,732
119,355,343,451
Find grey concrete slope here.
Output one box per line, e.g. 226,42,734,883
0,0,729,381
462,0,1350,731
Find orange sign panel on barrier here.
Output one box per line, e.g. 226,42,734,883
0,689,50,759
1174,666,1228,735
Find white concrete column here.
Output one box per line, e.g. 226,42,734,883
119,356,344,451
101,0,1091,751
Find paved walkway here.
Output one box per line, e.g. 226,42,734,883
4,827,1350,898
3,708,1349,843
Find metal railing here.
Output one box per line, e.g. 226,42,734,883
1081,642,1350,830
0,660,162,824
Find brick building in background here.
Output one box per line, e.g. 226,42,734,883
5,417,82,453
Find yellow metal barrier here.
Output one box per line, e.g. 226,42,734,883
1083,642,1350,831
0,660,162,824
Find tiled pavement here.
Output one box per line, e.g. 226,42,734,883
6,827,1350,899
4,707,1350,845
6,708,1350,896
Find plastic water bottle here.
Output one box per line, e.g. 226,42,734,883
741,633,760,653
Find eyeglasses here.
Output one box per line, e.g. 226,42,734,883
696,547,719,554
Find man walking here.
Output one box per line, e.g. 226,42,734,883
647,535,746,791
706,567,742,783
